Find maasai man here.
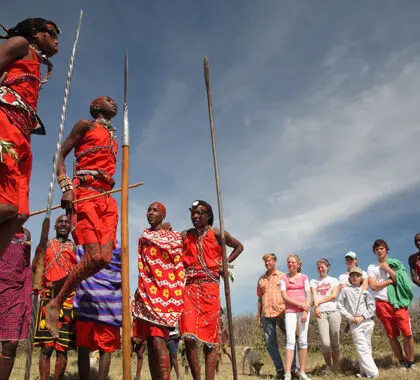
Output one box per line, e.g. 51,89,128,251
180,200,244,380
45,96,118,337
132,202,185,380
33,215,76,380
0,228,31,380
0,18,59,254
74,242,122,380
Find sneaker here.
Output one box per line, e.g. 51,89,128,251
356,374,365,378
299,371,311,380
408,363,418,370
284,374,292,380
275,370,285,380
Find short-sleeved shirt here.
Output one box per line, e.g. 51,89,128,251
280,273,310,313
408,252,420,281
338,269,368,287
256,269,285,318
367,263,389,301
310,276,339,312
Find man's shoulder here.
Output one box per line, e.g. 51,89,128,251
274,269,285,277
408,252,419,266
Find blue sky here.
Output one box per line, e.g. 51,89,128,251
5,1,420,313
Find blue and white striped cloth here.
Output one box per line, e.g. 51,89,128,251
73,243,122,327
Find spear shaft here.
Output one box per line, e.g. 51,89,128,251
203,57,238,380
121,49,132,380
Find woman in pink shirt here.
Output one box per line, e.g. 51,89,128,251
280,254,311,380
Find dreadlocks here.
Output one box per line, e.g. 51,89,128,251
0,18,60,40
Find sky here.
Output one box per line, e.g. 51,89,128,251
4,0,420,314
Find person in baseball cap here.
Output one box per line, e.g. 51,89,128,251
339,252,368,290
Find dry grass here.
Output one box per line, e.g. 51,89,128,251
8,342,420,380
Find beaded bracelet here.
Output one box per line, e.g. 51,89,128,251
57,175,73,193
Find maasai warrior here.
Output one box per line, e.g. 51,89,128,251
74,242,122,380
132,202,185,380
33,215,76,380
180,200,244,380
0,18,59,255
45,96,118,337
408,233,420,287
0,228,31,380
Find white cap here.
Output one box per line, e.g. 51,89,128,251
345,251,357,259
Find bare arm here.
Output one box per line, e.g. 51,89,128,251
368,275,393,292
408,256,420,287
0,36,29,73
213,228,244,263
32,218,50,290
58,120,91,212
257,296,263,326
317,285,339,305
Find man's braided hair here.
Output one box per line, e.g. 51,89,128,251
0,18,60,40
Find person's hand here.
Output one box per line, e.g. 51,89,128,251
162,222,173,231
353,316,364,324
301,303,310,312
61,190,74,215
258,317,263,328
339,283,346,291
314,307,321,319
301,311,308,322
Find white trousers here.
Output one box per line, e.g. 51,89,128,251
350,319,379,377
285,312,310,350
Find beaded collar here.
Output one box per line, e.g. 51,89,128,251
95,118,116,138
29,45,53,86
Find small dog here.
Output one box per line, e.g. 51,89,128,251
242,346,264,376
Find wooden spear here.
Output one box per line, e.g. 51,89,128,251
29,182,144,217
203,57,238,380
121,49,132,380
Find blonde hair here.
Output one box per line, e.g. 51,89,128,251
287,254,302,273
262,253,277,262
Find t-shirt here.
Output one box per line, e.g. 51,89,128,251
310,276,339,312
367,263,389,301
280,273,310,313
338,269,368,287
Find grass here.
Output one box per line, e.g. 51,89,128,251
9,342,420,379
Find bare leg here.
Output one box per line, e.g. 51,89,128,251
147,336,171,380
133,339,146,380
0,212,27,256
298,348,308,373
0,341,18,380
389,337,405,361
285,349,294,373
98,351,112,380
203,345,218,380
46,241,112,337
78,346,90,380
39,345,54,380
185,338,201,380
403,336,415,362
54,351,67,380
171,352,180,379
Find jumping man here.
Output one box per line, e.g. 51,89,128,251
45,96,119,337
0,18,59,254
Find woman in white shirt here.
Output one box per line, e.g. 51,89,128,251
310,258,341,373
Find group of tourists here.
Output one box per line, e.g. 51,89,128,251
257,235,420,380
0,16,246,380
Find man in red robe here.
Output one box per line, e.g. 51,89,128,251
45,96,118,337
33,215,76,380
132,202,184,380
180,200,244,380
0,18,59,255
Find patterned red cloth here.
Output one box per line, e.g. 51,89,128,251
132,229,184,328
0,230,32,341
179,228,222,345
43,239,76,285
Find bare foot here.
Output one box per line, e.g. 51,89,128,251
45,300,60,338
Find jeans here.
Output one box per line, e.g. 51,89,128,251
262,315,298,373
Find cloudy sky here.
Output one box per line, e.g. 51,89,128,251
4,1,420,313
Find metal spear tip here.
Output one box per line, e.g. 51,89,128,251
204,57,209,65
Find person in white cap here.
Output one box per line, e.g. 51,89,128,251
338,251,368,291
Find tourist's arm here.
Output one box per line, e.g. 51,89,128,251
0,36,29,74
379,262,396,283
57,120,91,212
318,284,339,305
337,290,352,320
310,286,321,318
257,296,263,327
368,275,393,291
213,228,244,263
